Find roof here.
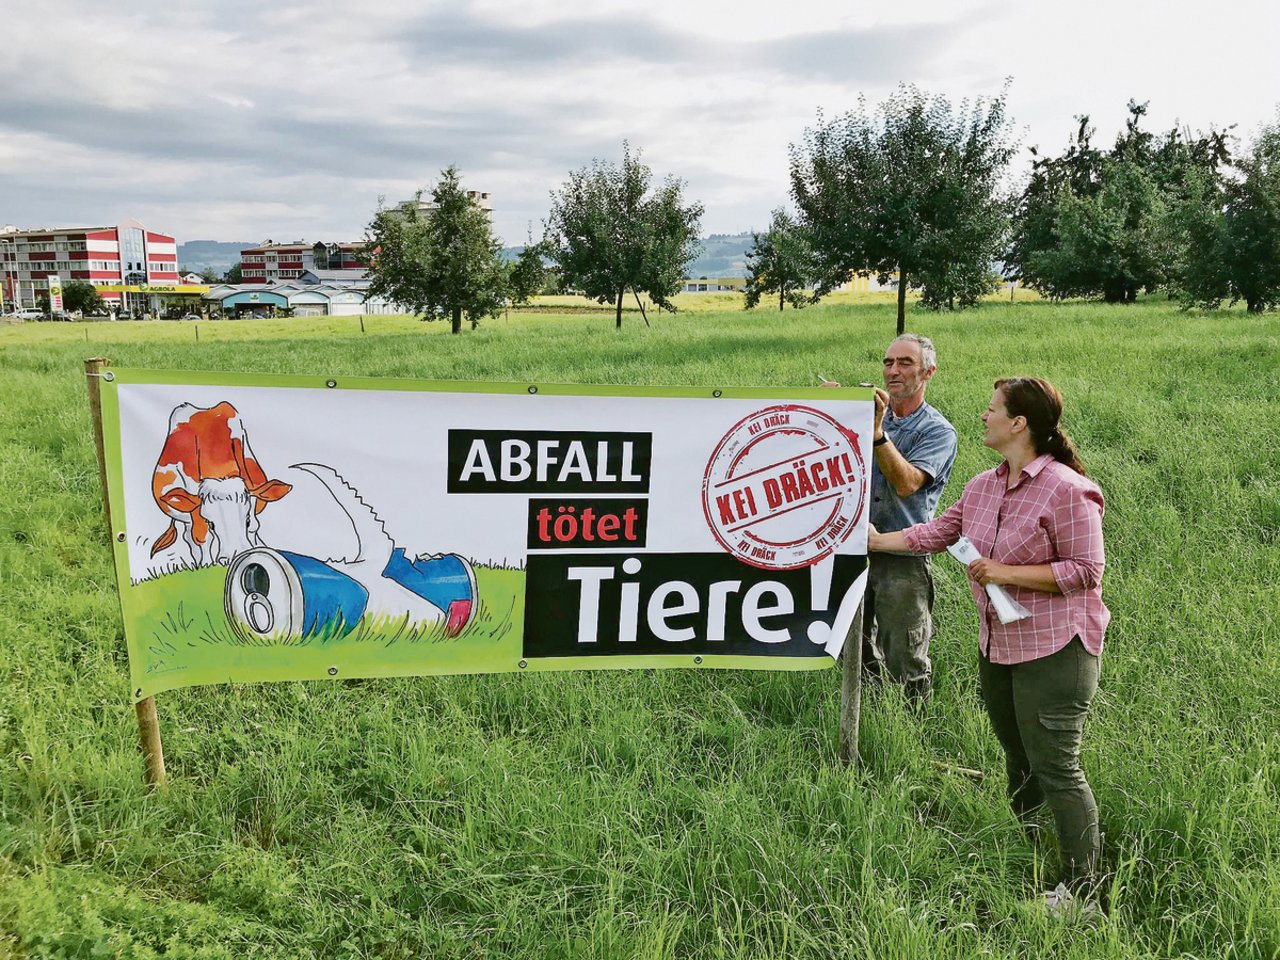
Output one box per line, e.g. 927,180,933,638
241,242,312,253
1,217,155,237
241,240,369,253
298,268,369,282
2,224,112,237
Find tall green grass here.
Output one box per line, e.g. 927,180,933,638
0,300,1277,958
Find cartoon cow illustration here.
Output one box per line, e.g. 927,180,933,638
150,402,292,565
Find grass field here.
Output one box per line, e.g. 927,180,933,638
1,297,1277,958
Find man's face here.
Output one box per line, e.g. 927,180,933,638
882,341,934,402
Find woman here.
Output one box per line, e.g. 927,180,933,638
868,377,1109,895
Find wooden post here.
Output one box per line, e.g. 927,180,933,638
838,597,866,766
84,357,167,788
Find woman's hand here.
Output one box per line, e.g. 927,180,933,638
968,558,1063,593
868,523,914,555
967,557,1013,587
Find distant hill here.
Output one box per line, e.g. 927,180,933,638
183,232,756,280
176,240,254,276
687,233,752,278
502,232,754,279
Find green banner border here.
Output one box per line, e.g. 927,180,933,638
100,369,873,701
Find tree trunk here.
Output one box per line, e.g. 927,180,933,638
779,287,786,311
451,306,462,334
616,290,624,329
896,271,908,335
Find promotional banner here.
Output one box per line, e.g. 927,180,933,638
99,371,874,701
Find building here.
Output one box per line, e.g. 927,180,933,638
0,219,178,310
203,273,405,318
239,240,367,284
403,190,492,218
681,279,742,293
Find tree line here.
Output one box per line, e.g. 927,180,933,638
365,87,1280,335
364,150,702,334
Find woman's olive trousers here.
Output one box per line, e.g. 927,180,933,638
978,637,1100,886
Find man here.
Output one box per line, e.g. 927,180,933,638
831,334,957,708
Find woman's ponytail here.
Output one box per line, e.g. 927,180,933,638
995,378,1087,475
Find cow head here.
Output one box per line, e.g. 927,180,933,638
184,476,291,562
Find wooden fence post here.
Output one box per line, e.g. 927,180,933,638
838,598,865,766
84,357,167,788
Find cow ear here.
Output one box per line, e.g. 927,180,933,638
253,480,292,502
161,489,202,513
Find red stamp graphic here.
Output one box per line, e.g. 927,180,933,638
702,404,867,570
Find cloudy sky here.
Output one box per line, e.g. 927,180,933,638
2,0,1277,248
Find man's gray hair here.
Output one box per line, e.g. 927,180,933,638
890,333,937,372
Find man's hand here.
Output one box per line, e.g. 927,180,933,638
873,387,889,439
967,557,1012,587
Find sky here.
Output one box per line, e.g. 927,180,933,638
2,0,1277,249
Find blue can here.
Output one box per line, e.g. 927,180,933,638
225,548,369,644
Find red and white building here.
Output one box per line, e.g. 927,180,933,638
0,218,178,309
239,241,367,283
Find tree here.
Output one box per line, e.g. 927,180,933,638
1169,116,1280,313
223,263,243,284
789,84,1016,333
507,239,547,307
198,266,221,283
743,209,821,311
364,166,508,334
544,143,704,328
1008,102,1230,302
61,280,104,315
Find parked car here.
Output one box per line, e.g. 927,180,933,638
180,313,202,322
11,308,45,320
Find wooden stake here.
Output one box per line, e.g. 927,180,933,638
631,290,651,327
84,357,167,789
838,596,866,766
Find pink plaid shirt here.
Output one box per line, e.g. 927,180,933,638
902,454,1109,664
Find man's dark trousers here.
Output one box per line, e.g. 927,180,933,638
861,552,934,707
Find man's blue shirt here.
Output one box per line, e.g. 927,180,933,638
870,400,958,533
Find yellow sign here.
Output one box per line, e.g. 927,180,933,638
99,284,210,294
